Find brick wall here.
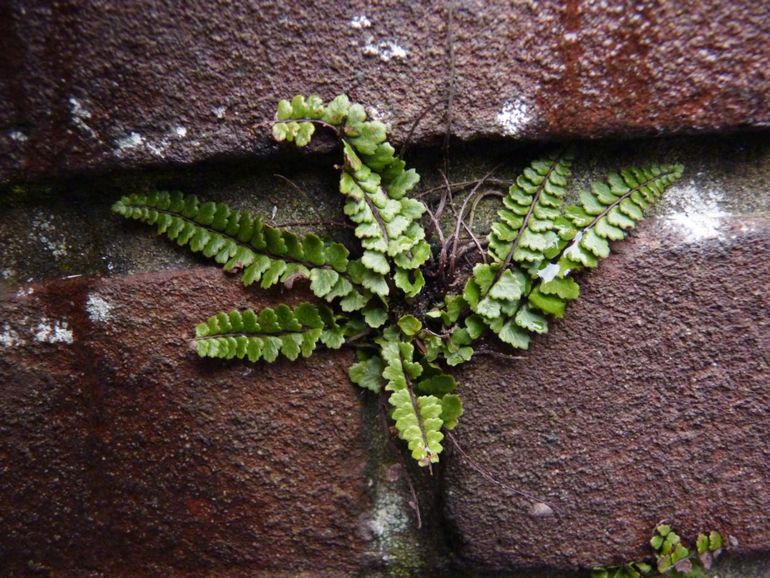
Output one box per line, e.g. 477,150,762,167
1,2,769,576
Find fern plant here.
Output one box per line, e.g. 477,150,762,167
592,524,725,578
113,93,683,469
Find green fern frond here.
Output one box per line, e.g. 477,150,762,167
456,162,682,351
413,362,464,430
553,164,684,275
525,163,683,319
193,303,342,362
591,562,652,578
378,328,444,466
273,94,430,298
458,152,572,347
488,151,573,268
112,191,372,310
594,525,723,578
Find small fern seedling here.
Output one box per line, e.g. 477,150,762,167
113,93,683,470
592,524,725,577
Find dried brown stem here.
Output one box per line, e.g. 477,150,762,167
447,164,502,278
446,431,558,512
416,178,511,199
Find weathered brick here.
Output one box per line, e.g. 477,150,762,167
2,1,769,181
1,134,768,576
0,269,377,576
443,217,770,570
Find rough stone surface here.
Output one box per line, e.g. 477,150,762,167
0,269,379,576
443,217,770,570
2,0,769,182
1,133,769,576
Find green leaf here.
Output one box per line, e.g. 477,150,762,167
363,306,388,328
657,556,672,574
446,346,473,366
301,234,325,266
349,121,387,155
322,94,350,124
696,533,709,555
294,122,315,147
349,355,385,393
465,315,486,340
581,228,610,258
388,169,420,199
261,336,281,362
280,333,303,360
440,394,463,430
309,268,340,297
440,294,466,325
489,268,527,301
362,271,390,296
320,326,345,349
339,289,370,312
528,288,566,318
417,374,457,396
397,314,422,336
496,319,531,349
394,268,425,298
708,531,723,551
472,263,496,293
325,243,350,272
361,250,390,274
294,303,324,328
515,305,549,334
671,543,689,563
539,276,580,300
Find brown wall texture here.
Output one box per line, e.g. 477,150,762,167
1,0,769,182
0,1,769,576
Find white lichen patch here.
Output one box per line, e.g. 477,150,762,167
86,293,113,323
362,40,408,62
212,105,227,119
368,487,410,562
34,318,74,344
661,179,728,243
350,15,372,29
116,125,187,158
145,141,165,157
15,286,34,298
0,323,22,348
32,215,69,259
115,132,145,153
9,130,28,142
69,97,98,138
496,97,535,137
